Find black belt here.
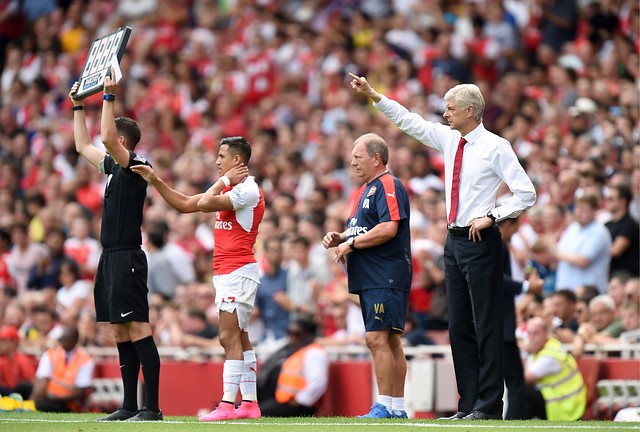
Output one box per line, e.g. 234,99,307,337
102,245,141,253
447,226,470,236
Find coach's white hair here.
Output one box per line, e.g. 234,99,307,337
444,84,485,122
589,294,616,312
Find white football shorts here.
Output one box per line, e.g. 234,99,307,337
212,273,258,331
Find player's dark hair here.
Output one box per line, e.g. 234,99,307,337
115,117,141,150
220,136,251,164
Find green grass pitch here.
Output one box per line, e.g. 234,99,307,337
0,412,638,432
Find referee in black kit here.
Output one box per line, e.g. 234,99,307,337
69,70,162,421
350,75,536,420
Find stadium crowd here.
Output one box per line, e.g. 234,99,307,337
0,0,638,390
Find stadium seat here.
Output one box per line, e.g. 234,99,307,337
577,357,600,420
88,378,124,413
313,363,336,417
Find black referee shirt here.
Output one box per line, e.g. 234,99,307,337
100,151,150,249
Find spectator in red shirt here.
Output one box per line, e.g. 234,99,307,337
0,325,36,399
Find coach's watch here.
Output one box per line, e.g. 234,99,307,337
347,236,357,251
487,212,496,223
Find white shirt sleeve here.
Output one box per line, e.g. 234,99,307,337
226,177,260,210
75,359,96,388
528,355,563,380
35,352,53,379
489,141,537,221
374,95,450,153
295,347,330,407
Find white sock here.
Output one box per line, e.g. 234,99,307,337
240,350,257,402
222,359,244,403
377,395,392,413
392,397,405,412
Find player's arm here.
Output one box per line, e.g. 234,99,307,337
197,165,250,213
197,186,234,212
100,68,130,168
130,165,202,213
69,82,106,169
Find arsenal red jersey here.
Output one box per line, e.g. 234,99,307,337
213,176,265,277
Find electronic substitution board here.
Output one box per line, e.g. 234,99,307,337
73,26,131,100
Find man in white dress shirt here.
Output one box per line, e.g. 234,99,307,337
349,74,536,420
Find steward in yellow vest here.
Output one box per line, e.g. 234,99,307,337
524,317,587,420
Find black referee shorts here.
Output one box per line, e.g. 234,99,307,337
94,248,149,324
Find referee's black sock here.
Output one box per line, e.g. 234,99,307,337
134,336,161,412
116,341,140,412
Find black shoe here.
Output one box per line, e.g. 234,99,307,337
462,411,502,420
96,408,139,421
437,412,469,420
125,408,164,421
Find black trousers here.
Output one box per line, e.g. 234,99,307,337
444,224,504,416
525,385,547,419
504,340,526,419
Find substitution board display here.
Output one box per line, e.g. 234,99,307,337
73,26,132,100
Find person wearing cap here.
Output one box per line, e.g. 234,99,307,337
30,326,95,412
256,317,329,417
0,325,36,399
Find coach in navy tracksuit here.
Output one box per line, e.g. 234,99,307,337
324,133,412,419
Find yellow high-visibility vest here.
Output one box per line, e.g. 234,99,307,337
533,338,587,421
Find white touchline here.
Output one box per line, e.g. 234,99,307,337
0,418,636,430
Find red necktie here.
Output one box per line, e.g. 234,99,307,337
448,137,467,225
